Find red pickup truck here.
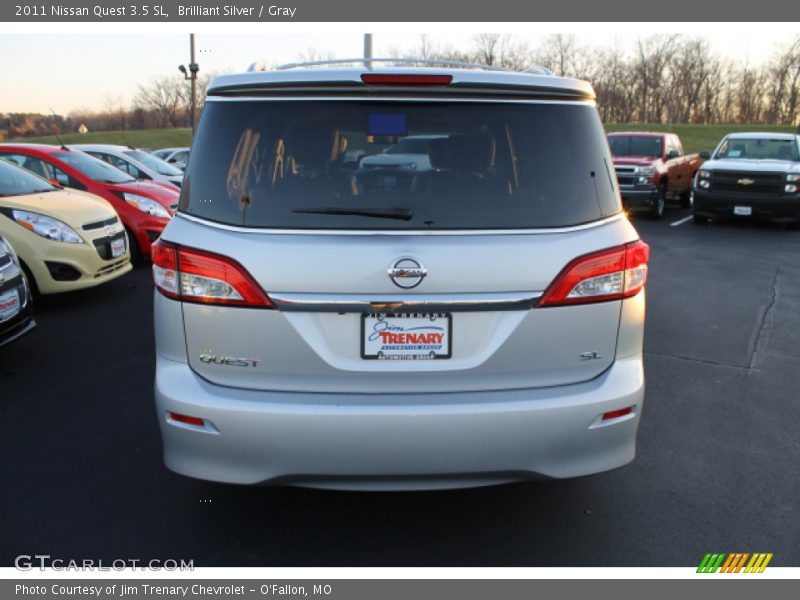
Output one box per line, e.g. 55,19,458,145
607,132,703,219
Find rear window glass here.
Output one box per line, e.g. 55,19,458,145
180,100,620,229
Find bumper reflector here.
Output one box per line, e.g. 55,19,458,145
169,412,205,426
602,406,634,421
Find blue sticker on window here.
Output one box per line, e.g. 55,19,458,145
369,113,408,137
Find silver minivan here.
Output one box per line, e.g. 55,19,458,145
153,61,648,490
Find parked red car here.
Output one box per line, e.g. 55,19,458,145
0,144,178,261
607,132,703,219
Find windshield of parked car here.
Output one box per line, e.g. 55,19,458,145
180,100,619,230
0,158,58,197
125,150,183,176
53,151,135,183
715,137,800,161
607,135,663,158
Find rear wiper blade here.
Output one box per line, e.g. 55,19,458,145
293,207,413,221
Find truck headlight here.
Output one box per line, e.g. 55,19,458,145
787,174,799,183
699,170,711,178
636,166,657,178
699,180,711,189
11,210,83,244
123,193,171,218
786,184,798,193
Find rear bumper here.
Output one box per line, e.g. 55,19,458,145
155,355,645,490
693,190,800,222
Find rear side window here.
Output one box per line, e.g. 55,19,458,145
181,100,620,230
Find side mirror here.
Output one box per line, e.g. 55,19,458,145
666,149,681,159
49,178,63,188
699,150,711,160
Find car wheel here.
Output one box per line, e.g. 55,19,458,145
680,182,694,209
125,228,142,266
693,213,709,225
651,184,666,220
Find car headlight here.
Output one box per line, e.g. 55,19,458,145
787,174,799,183
123,193,171,218
11,210,83,244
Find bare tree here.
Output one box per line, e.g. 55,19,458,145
633,34,680,123
134,76,186,128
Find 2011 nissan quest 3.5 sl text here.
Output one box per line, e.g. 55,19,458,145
152,60,649,490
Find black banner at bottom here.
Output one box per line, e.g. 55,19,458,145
4,579,798,600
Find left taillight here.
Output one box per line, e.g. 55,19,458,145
538,240,649,307
151,240,273,308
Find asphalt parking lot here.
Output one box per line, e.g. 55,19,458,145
1,206,799,567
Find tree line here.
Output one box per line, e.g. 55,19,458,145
2,33,799,140
402,33,800,126
1,71,215,139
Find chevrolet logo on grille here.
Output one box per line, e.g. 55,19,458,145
738,178,755,186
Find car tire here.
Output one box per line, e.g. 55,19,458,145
125,228,142,266
651,184,666,220
693,213,709,225
679,179,694,209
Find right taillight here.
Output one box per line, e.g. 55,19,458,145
151,240,273,308
538,240,649,307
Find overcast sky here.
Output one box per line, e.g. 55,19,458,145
1,26,797,114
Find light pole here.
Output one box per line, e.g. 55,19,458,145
364,33,372,69
178,33,199,135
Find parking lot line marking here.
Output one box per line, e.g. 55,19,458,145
671,215,693,227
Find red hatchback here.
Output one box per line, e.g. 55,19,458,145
0,144,178,261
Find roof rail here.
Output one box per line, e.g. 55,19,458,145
248,57,551,75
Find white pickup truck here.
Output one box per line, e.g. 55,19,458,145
692,132,800,225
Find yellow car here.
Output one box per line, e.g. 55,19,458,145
0,158,132,294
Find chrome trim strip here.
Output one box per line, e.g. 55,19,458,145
269,291,542,313
206,96,597,107
174,212,625,236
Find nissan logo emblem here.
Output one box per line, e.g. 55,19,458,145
388,258,427,289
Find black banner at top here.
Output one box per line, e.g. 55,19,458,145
2,0,798,22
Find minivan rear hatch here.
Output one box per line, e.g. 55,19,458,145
163,83,636,394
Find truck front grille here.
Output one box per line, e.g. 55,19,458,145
711,171,784,195
614,167,637,187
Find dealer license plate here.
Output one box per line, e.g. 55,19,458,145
0,289,20,322
361,312,452,360
734,206,752,216
111,236,126,258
